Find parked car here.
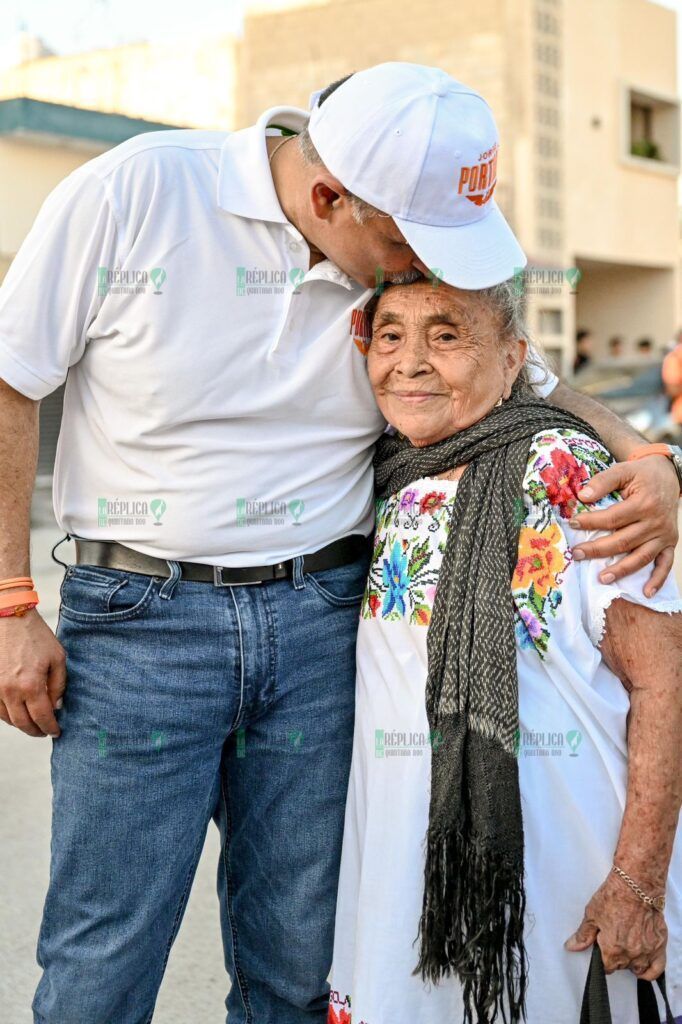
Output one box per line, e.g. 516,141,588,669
568,360,680,443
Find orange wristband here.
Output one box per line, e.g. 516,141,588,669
0,576,34,590
0,590,39,615
627,444,672,462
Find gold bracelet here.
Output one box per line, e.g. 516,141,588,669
612,864,666,912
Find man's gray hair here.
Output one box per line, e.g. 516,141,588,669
297,126,382,225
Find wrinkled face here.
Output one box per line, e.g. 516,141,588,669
367,281,527,447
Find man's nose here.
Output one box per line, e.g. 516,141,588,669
411,255,430,277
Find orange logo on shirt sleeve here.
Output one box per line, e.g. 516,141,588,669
351,308,371,356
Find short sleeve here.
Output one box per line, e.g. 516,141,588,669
515,429,682,652
525,343,558,399
0,167,119,400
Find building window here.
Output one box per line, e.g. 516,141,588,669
538,309,563,335
625,87,679,167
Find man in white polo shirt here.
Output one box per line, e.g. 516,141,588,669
0,63,679,1024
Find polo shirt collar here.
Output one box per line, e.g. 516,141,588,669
217,105,309,223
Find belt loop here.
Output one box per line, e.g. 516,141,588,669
159,560,181,600
291,555,306,590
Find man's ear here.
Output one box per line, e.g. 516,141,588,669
310,175,348,222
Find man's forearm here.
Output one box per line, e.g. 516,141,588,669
0,379,38,580
547,381,645,460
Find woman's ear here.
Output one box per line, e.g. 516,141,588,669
502,338,528,397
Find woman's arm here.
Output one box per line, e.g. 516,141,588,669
565,599,681,979
600,600,682,894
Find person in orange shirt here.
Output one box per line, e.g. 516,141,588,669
663,330,682,432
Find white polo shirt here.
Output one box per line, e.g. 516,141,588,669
0,105,557,566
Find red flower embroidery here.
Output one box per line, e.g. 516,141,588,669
418,491,447,515
367,593,381,618
328,1005,352,1024
539,449,589,519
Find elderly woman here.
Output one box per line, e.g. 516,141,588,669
327,278,682,1024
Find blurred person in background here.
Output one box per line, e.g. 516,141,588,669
663,329,682,438
574,327,593,373
637,337,655,359
608,335,624,360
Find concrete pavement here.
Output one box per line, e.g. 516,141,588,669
1,486,681,1023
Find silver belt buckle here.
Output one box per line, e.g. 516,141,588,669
213,565,262,587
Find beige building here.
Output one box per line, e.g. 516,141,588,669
0,0,679,383
0,95,179,475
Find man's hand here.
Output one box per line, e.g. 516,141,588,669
0,611,66,737
569,455,680,596
564,871,667,982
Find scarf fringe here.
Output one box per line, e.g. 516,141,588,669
412,825,529,1024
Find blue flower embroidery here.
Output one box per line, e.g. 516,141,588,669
382,541,410,617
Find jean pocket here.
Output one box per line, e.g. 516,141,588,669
59,565,158,623
304,553,370,607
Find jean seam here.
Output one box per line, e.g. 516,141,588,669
227,587,246,731
220,771,252,1022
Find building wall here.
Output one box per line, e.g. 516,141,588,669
0,35,238,131
564,0,678,268
0,136,107,263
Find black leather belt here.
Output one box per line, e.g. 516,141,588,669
73,534,372,587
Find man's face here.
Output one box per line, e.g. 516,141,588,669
305,178,430,289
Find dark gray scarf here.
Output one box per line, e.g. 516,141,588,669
373,381,603,1024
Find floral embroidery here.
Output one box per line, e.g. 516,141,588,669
362,479,458,626
328,1000,352,1023
538,448,589,519
513,522,566,596
363,430,616,655
512,429,615,658
512,522,569,656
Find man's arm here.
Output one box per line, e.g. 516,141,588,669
0,378,65,737
547,382,680,596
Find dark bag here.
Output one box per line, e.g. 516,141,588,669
580,942,677,1024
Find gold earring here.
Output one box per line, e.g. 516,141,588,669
495,396,504,408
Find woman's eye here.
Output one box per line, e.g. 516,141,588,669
377,331,400,343
435,332,458,342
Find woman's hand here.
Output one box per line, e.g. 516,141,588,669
564,871,667,981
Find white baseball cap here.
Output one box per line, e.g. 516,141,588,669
307,62,526,290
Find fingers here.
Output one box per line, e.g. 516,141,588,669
572,523,644,564
570,500,638,534
564,919,598,951
577,464,627,503
4,698,45,738
0,699,9,726
594,541,665,586
24,690,60,738
46,646,67,710
645,547,676,598
634,952,667,982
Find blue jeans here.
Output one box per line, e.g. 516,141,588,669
32,546,370,1024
